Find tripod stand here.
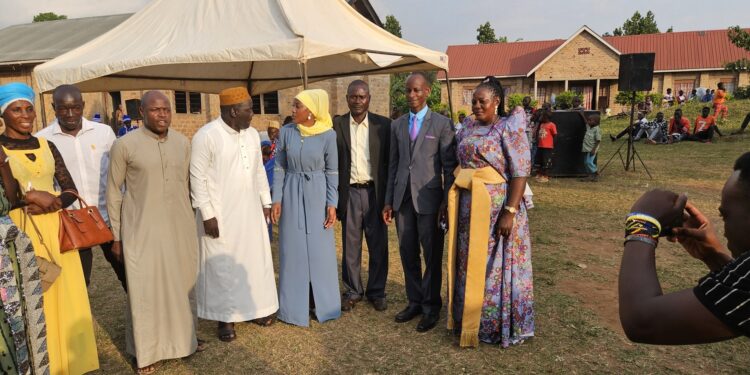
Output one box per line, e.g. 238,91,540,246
600,91,652,179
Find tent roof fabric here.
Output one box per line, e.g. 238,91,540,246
442,27,750,80
33,0,447,94
0,14,132,65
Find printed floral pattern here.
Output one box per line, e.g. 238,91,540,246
452,107,535,347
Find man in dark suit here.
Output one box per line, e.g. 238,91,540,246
334,80,391,312
382,72,457,332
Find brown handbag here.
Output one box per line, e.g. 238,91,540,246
58,190,114,252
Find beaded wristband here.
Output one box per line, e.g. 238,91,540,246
624,234,658,248
626,212,662,234
625,219,660,239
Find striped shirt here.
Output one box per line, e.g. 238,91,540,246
694,251,750,336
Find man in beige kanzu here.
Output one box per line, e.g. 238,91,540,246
107,90,205,374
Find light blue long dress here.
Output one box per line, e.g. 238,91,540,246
273,124,340,326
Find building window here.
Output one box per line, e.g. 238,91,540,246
174,91,202,114
720,78,737,93
251,95,261,114
250,92,279,115
674,80,695,96
536,86,547,103
462,89,473,105
174,91,187,113
189,92,202,114
263,91,279,114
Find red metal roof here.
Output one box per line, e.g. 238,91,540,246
441,40,563,79
604,29,750,71
442,28,750,79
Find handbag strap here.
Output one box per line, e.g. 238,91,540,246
20,208,57,265
60,189,89,208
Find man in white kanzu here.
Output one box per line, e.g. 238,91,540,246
190,87,278,342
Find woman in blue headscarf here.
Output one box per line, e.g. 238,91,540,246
0,82,52,374
0,82,98,375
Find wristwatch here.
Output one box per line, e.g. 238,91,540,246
503,205,518,214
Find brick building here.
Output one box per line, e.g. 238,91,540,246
440,26,750,114
0,0,390,137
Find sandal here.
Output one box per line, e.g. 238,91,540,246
196,338,208,351
133,362,159,375
217,322,236,342
251,314,276,327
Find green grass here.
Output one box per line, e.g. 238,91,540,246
86,100,750,374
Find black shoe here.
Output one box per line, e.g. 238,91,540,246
341,295,361,312
394,305,421,323
369,298,387,312
416,313,439,332
609,134,617,142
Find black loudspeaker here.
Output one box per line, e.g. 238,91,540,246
548,110,599,177
125,99,142,121
618,53,655,92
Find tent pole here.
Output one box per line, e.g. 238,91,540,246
443,69,455,119
39,93,47,129
302,61,309,89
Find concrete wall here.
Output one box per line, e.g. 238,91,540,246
535,31,619,82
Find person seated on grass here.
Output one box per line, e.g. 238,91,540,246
687,106,722,142
677,90,687,105
689,89,699,102
619,152,750,345
663,88,674,107
667,108,690,143
645,112,669,144
610,111,649,142
731,112,750,135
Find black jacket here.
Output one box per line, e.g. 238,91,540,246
333,111,391,218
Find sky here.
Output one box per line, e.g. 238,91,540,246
1,0,749,51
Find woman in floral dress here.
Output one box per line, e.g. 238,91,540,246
448,76,534,347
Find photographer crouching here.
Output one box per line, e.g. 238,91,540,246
619,152,750,344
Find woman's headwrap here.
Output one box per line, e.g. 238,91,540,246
294,89,333,137
0,82,34,115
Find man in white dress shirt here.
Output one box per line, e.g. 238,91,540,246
36,84,126,289
190,87,278,342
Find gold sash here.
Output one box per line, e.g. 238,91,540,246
446,166,506,348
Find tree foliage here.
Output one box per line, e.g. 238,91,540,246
476,22,507,44
33,12,67,22
612,10,660,36
383,15,402,38
725,26,750,72
554,91,582,110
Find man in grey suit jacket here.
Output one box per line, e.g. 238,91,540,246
382,72,457,332
334,80,391,312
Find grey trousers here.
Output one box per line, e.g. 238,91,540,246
341,184,388,300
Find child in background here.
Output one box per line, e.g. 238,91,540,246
261,140,274,240
581,113,602,182
535,110,557,183
713,82,728,121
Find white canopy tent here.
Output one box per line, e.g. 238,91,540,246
33,0,449,97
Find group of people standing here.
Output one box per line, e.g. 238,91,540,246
0,71,536,374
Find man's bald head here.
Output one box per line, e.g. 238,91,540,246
52,84,82,103
52,84,85,133
140,90,172,137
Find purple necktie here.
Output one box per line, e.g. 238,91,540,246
409,115,419,141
